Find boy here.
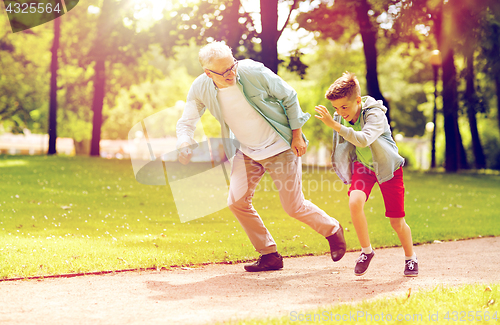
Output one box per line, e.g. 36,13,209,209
314,72,418,277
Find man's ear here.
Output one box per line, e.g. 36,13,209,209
356,96,362,105
203,69,212,78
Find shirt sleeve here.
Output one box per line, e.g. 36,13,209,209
257,64,310,130
338,108,386,148
176,83,206,149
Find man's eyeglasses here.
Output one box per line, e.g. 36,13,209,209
207,59,238,78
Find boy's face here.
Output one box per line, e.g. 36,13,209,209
329,95,362,123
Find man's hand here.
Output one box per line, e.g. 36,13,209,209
178,142,192,165
314,105,341,131
291,128,307,157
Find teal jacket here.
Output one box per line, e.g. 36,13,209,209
176,59,310,159
332,96,405,184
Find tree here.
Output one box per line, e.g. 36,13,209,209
44,0,224,155
297,0,392,122
464,51,486,169
259,0,299,73
454,0,488,169
88,0,111,157
441,46,466,171
47,17,60,155
172,0,301,74
438,2,468,171
216,0,243,50
354,0,390,123
479,2,500,133
393,0,468,171
492,23,500,133
4,1,65,152
0,17,50,134
55,0,182,156
283,39,367,148
260,0,281,73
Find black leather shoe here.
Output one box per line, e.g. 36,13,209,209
244,252,283,272
327,226,346,262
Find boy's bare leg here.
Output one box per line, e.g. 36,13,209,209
349,190,371,248
390,218,414,257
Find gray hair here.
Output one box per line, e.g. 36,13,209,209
198,41,233,69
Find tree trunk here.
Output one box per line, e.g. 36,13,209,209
260,0,279,73
491,23,500,134
90,59,105,157
440,46,460,172
219,0,241,50
48,17,60,155
354,0,391,125
465,52,486,169
457,123,469,170
496,74,500,134
439,1,468,172
89,0,112,157
431,65,439,169
431,4,442,169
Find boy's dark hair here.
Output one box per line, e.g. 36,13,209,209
325,72,361,101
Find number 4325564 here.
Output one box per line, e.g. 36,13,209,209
443,311,498,322
5,2,62,14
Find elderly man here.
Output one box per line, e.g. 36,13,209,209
176,42,345,272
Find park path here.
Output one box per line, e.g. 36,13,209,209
0,236,498,325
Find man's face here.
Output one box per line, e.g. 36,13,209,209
204,56,238,88
330,95,362,123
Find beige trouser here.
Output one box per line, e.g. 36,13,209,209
228,149,340,255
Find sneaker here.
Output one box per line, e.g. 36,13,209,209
326,225,346,262
244,252,283,272
354,251,375,276
404,258,418,277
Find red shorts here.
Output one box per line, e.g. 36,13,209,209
348,162,405,218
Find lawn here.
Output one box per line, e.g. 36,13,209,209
1,155,499,279
224,283,499,324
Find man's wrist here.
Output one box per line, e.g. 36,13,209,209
292,128,302,137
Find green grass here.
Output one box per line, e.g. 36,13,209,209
1,155,499,279
222,283,499,324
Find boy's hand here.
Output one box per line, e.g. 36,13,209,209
315,105,340,131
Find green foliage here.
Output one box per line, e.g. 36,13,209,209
282,40,434,144
103,66,195,140
462,113,500,170
101,41,208,139
1,0,499,174
0,15,52,133
395,141,418,169
378,44,430,137
282,39,366,148
58,0,166,146
296,0,361,44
